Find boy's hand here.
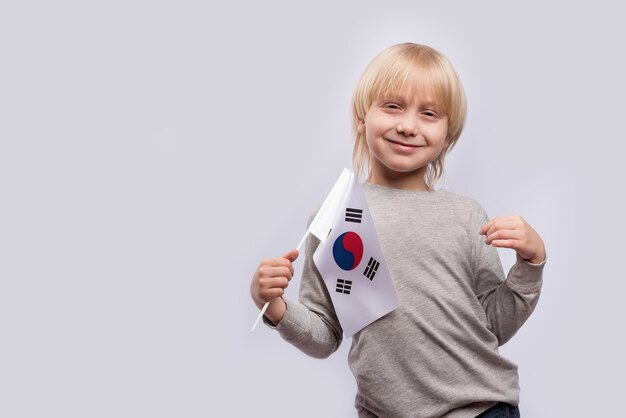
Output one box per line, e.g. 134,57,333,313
479,215,546,264
250,250,299,323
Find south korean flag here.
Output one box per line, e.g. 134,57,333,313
313,171,399,337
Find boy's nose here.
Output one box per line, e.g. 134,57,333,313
396,115,419,136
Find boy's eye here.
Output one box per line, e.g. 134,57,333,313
422,110,439,118
383,102,402,110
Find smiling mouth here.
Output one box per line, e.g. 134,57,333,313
385,138,422,148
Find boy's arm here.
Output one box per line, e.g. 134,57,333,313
472,211,546,345
262,219,343,359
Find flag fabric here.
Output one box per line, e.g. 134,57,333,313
306,168,352,245
313,170,399,337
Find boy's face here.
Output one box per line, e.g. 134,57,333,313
358,91,449,189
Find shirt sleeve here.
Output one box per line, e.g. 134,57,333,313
263,213,343,359
471,208,545,345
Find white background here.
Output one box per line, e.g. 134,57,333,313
1,1,625,417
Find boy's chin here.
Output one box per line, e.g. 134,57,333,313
378,164,428,177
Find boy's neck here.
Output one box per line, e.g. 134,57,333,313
368,168,430,191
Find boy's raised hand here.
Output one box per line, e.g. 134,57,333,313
479,216,546,264
250,249,299,325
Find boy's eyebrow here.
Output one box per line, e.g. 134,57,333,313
379,93,407,102
379,94,441,108
420,101,442,109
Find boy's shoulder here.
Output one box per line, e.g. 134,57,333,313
436,189,489,221
437,189,485,210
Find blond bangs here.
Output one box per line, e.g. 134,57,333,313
377,59,448,113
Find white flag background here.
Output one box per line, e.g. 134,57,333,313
313,171,399,338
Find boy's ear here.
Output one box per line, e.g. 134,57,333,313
356,118,365,134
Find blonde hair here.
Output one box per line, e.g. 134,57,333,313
351,43,467,189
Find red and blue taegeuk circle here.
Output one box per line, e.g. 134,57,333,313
332,231,364,271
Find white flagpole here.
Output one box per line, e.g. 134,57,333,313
250,169,351,333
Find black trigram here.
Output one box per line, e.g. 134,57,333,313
363,257,379,280
335,279,352,294
345,208,363,223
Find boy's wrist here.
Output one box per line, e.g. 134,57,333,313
523,251,546,265
264,297,287,326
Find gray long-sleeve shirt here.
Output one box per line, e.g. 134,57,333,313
266,183,545,418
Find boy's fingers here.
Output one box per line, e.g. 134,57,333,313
282,249,299,262
260,266,293,280
257,250,298,282
261,249,298,267
481,218,525,236
490,239,519,250
484,229,520,244
479,220,492,235
268,288,285,299
281,250,299,276
260,276,290,290
260,287,285,301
